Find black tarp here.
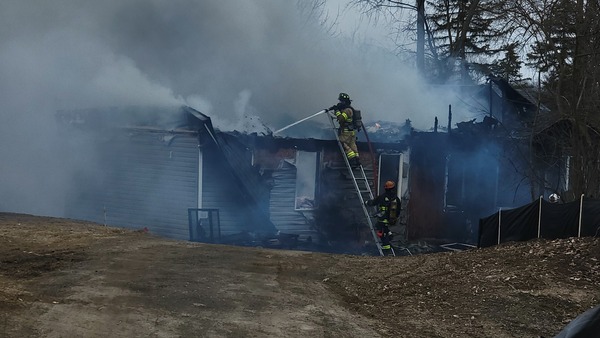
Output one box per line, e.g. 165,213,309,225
479,197,600,247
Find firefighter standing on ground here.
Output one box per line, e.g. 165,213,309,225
365,180,401,255
326,93,360,167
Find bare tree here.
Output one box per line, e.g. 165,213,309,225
347,0,600,201
348,1,428,69
350,1,520,83
425,0,522,83
506,0,600,200
298,0,343,37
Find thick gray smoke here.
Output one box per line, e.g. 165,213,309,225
0,0,473,216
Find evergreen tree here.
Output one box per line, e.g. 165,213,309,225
425,0,518,84
507,0,600,199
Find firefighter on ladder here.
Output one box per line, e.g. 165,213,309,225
365,180,401,256
326,92,360,168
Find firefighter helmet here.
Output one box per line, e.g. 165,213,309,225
338,92,351,103
384,180,395,190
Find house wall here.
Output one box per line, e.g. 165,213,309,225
256,144,381,249
201,145,273,237
408,129,536,243
407,132,449,240
445,142,500,243
318,157,376,248
60,106,284,243
253,146,322,241
496,141,535,207
67,130,201,240
269,161,321,241
66,128,279,242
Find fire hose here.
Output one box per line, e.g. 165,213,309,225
272,109,328,135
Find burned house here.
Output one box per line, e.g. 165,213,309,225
57,105,409,254
406,76,549,244
244,132,409,253
60,85,554,253
57,106,277,244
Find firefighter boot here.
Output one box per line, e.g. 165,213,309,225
381,245,394,256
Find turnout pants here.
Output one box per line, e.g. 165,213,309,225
339,130,359,160
376,222,393,254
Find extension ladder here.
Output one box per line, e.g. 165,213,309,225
328,115,385,256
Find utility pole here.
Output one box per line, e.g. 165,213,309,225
416,0,425,73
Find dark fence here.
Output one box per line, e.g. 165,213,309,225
478,195,600,247
188,208,221,243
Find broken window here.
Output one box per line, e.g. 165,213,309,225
295,151,319,210
444,154,465,210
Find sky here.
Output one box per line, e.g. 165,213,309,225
0,0,478,216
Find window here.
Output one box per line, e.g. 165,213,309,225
444,154,464,210
295,151,319,210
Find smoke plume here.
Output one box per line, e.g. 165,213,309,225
0,0,475,216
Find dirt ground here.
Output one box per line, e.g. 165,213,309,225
1,213,599,337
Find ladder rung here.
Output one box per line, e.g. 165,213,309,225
329,115,384,256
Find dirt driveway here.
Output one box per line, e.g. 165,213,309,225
1,213,599,337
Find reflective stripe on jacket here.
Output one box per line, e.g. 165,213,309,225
376,195,400,224
335,107,354,131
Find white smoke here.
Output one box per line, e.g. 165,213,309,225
0,0,474,216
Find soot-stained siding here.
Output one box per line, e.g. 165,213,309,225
201,132,277,236
407,132,448,240
201,144,275,237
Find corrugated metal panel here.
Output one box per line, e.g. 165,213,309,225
99,131,199,240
